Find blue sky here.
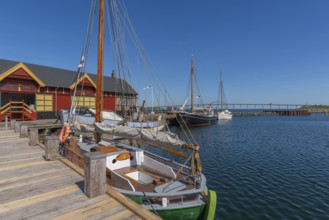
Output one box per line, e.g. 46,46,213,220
1,0,329,106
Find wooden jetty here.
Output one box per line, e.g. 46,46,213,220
0,125,161,219
263,109,311,116
232,112,278,117
232,110,310,117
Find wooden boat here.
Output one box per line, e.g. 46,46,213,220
60,0,217,219
60,106,165,131
60,98,164,132
60,106,124,127
176,57,218,126
177,110,217,126
124,100,165,131
66,135,215,219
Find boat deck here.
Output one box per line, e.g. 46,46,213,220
0,128,160,220
109,165,174,192
111,164,194,191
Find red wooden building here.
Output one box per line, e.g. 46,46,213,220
0,59,137,120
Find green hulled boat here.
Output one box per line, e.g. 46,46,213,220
61,0,217,219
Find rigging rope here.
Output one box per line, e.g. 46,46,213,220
70,0,201,150
68,0,97,125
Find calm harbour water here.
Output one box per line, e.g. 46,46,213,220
51,111,329,219
172,113,329,219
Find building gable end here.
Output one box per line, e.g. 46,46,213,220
0,63,46,87
9,68,35,80
69,73,96,90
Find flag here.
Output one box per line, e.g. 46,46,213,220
143,84,152,90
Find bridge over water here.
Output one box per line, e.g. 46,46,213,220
181,103,305,110
152,103,306,111
158,103,310,117
211,103,305,110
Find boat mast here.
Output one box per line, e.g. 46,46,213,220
95,0,104,142
220,71,223,111
191,56,194,113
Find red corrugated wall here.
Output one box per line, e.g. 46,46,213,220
103,96,115,110
55,94,71,111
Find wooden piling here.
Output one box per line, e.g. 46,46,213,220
14,121,20,133
20,125,28,137
29,128,39,146
263,109,311,116
44,135,60,160
10,119,16,129
83,151,107,198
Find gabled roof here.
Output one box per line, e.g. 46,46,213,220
69,73,96,90
0,62,46,86
0,58,138,95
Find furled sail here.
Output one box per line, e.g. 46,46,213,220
95,122,187,149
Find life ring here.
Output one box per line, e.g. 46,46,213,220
59,123,70,144
116,152,132,161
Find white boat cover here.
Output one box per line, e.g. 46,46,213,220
74,121,95,132
95,122,186,149
88,108,124,121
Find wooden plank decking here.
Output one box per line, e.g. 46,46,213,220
0,127,161,220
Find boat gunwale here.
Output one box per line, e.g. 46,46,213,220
111,173,207,197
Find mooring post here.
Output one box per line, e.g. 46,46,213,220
84,151,107,198
14,121,20,133
44,136,60,160
20,125,28,138
5,116,8,130
29,128,39,146
11,119,16,129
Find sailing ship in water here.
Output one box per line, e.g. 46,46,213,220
217,72,232,120
59,0,217,219
176,57,218,126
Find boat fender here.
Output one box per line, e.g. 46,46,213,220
59,123,70,144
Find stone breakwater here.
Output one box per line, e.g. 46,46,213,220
303,109,329,113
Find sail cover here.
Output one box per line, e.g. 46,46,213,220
95,122,186,149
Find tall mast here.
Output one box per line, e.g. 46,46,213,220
220,71,223,111
95,0,104,142
96,0,104,123
191,56,194,113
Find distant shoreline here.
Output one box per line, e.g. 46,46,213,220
300,105,329,113
304,109,329,113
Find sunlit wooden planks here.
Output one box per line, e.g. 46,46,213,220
0,185,80,214
0,128,155,220
52,197,125,219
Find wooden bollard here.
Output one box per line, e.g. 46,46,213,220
84,151,107,198
20,125,28,138
11,120,16,129
14,122,20,133
44,136,60,160
29,128,38,146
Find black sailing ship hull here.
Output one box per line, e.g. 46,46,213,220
175,112,218,126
